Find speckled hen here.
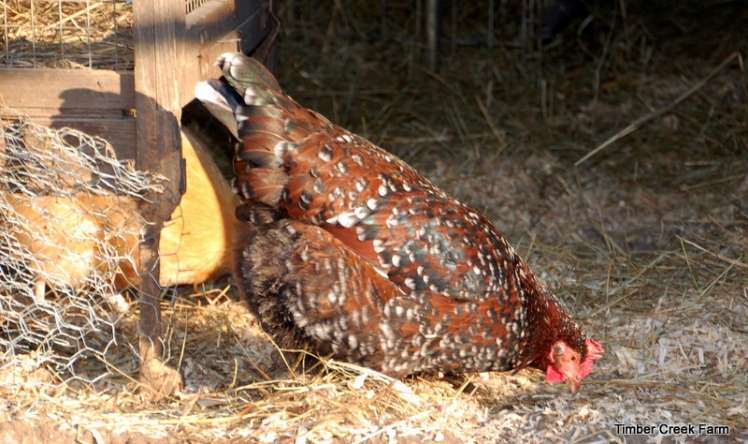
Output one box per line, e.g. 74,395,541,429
196,53,604,392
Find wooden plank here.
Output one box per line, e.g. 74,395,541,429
181,0,236,100
185,0,237,43
0,69,135,117
181,1,229,105
133,0,186,397
195,32,241,81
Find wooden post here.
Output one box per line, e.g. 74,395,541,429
132,0,186,398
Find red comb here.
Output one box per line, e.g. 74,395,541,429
580,338,604,377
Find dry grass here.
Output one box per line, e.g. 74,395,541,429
2,1,748,442
0,0,133,69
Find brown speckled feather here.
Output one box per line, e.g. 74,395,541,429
235,218,533,376
226,59,517,303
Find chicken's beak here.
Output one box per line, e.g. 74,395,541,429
566,377,580,394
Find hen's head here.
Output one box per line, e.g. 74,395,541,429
513,256,605,392
545,338,604,393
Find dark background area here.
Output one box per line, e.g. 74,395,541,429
272,0,747,245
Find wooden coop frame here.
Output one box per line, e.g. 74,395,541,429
0,0,273,393
0,0,271,159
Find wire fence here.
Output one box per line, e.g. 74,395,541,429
0,110,163,384
185,0,210,15
0,0,133,69
0,0,223,69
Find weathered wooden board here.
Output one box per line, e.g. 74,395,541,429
0,69,135,116
0,68,137,159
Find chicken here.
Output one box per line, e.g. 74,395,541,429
2,192,142,302
158,130,250,286
196,53,604,392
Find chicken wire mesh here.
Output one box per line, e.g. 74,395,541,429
0,0,224,69
0,111,164,384
0,0,134,69
185,0,210,15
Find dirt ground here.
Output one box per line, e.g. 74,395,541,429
1,1,747,443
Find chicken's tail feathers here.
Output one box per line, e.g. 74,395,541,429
196,52,331,208
194,79,242,138
193,52,283,139
216,52,281,96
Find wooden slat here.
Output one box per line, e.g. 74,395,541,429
185,0,237,42
194,33,240,81
0,69,135,117
180,0,236,99
182,3,221,104
133,0,186,391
